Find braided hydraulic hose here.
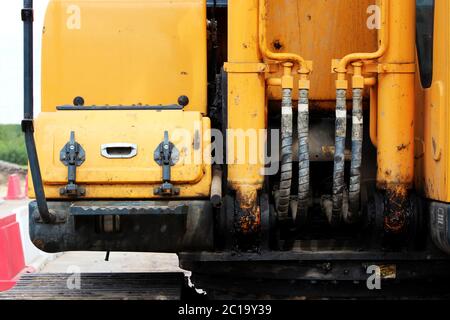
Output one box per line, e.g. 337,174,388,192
277,88,293,219
331,89,347,226
347,88,363,223
296,88,310,225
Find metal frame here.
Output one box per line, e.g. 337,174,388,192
22,0,54,223
56,105,183,111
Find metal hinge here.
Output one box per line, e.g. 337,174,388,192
153,131,179,196
60,131,86,197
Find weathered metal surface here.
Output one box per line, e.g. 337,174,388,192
288,117,352,162
179,249,450,263
0,273,184,300
376,0,416,196
189,272,450,300
30,110,212,199
235,189,261,237
265,0,377,102
181,249,450,299
29,200,213,253
384,185,409,234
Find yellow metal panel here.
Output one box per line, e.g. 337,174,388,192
227,0,266,192
29,110,211,199
265,0,377,103
42,0,207,113
418,0,450,201
376,0,416,190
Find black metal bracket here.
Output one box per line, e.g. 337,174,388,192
21,119,34,133
57,105,183,111
154,131,179,196
60,131,86,197
21,8,33,22
22,0,56,224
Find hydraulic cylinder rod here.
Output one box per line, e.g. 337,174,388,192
227,0,266,239
377,0,416,233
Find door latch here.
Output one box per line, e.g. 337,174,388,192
60,131,86,197
154,131,179,196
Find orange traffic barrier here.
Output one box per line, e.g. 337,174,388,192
3,174,25,200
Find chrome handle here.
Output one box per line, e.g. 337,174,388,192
101,143,137,159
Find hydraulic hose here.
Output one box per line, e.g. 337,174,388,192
330,0,390,224
296,88,310,225
347,88,363,223
277,88,294,218
258,0,311,221
331,89,347,226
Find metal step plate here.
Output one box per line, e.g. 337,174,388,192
0,273,185,300
69,201,189,216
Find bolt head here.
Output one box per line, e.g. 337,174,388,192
177,95,189,107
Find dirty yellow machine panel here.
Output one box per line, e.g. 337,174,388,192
29,110,211,199
265,0,377,103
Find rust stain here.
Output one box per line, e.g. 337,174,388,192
236,189,260,235
432,137,437,154
33,239,45,250
384,185,408,234
234,95,240,106
397,143,410,151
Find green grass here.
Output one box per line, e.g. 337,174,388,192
0,125,27,165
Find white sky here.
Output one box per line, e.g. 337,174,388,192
0,0,49,124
